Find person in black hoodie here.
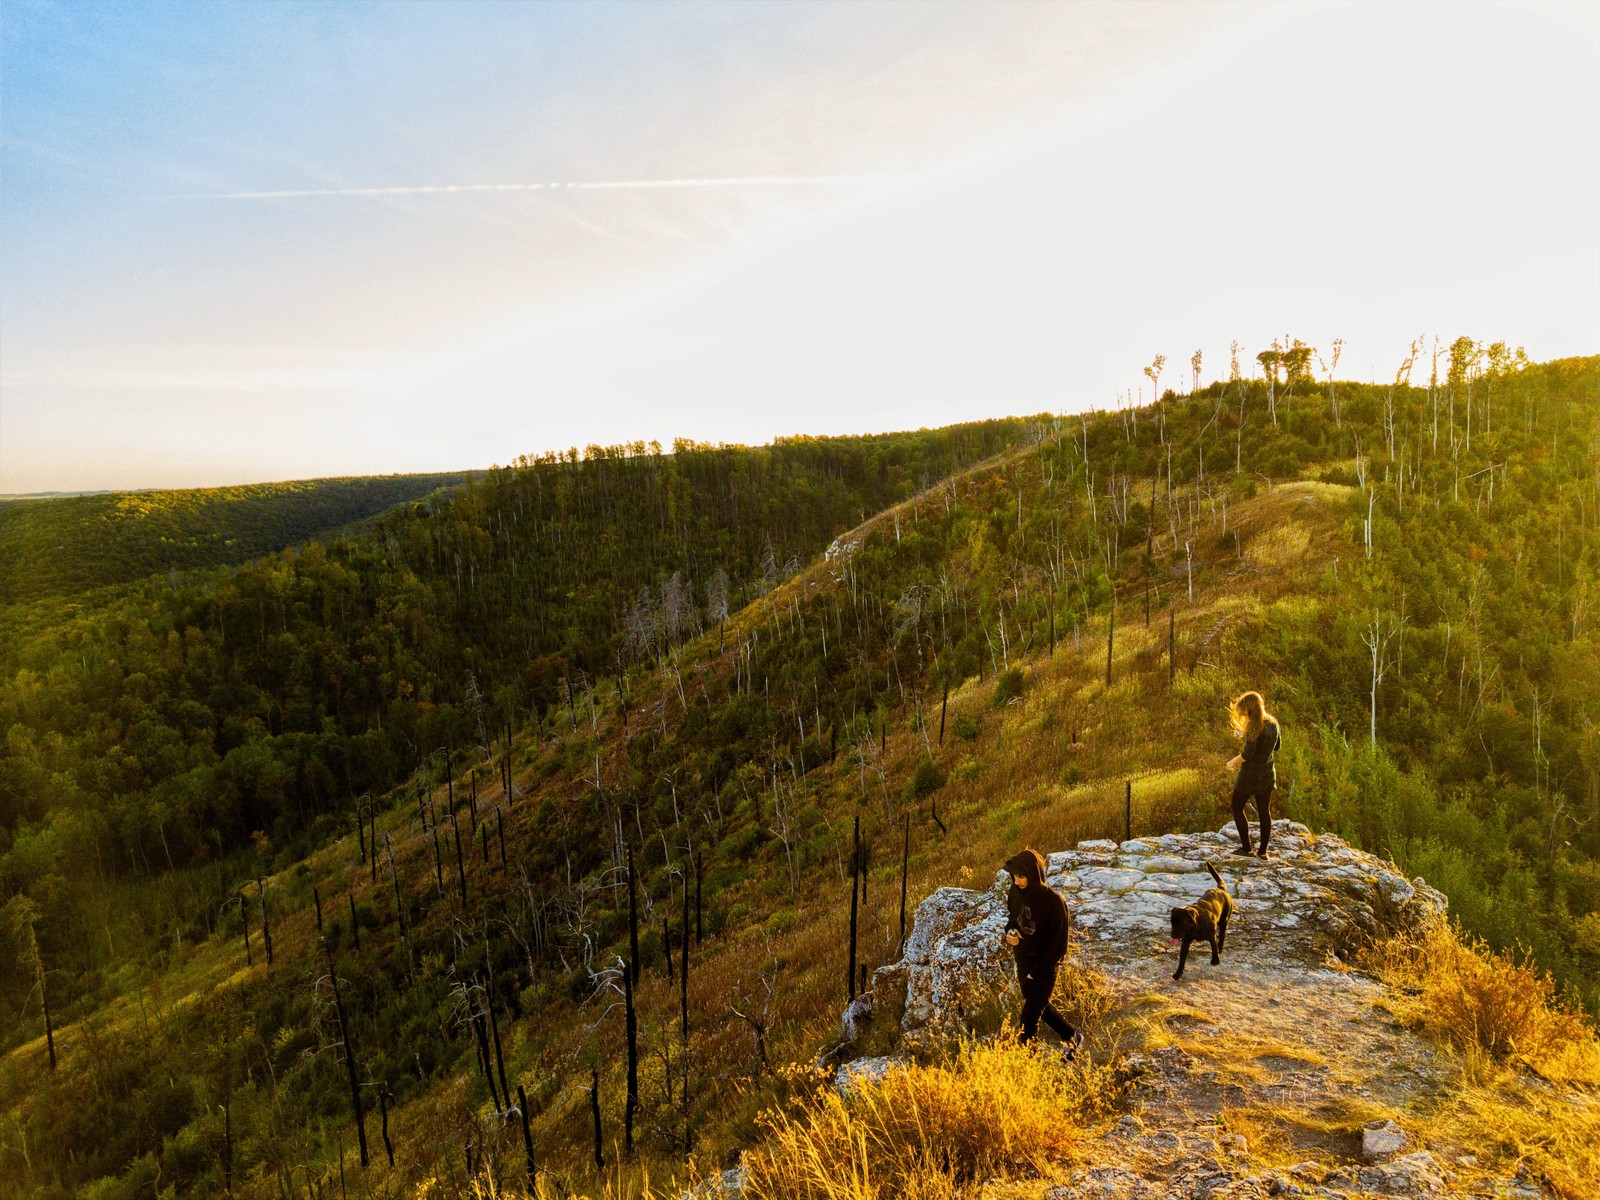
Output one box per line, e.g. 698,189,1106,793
1002,847,1082,1056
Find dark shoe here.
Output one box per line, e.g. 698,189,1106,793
1061,1031,1084,1061
1231,845,1255,856
1256,848,1270,858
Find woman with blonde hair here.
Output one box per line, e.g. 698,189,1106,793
1226,691,1280,856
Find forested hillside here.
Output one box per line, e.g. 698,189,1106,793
0,473,469,604
1,349,1596,1200
0,421,1030,1049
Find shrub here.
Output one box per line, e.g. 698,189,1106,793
991,666,1025,708
1366,924,1600,1084
906,758,944,800
741,1033,1123,1199
952,713,981,741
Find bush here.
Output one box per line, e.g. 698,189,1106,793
991,667,1025,708
1367,924,1600,1083
742,1033,1122,1199
952,712,981,741
906,758,944,800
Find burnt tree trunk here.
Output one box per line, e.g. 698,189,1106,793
590,1065,604,1169
848,815,860,1002
450,811,468,907
258,879,273,967
323,942,369,1166
1105,607,1115,689
518,1084,537,1188
899,811,911,956
379,1092,395,1167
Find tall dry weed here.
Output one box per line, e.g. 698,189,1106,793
740,1033,1123,1200
1366,924,1600,1084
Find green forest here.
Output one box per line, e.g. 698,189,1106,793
0,473,469,604
1,348,1596,1200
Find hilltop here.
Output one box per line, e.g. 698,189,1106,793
1,351,1597,1199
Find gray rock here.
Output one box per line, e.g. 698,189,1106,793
833,1054,903,1095
839,992,872,1042
1362,1118,1407,1160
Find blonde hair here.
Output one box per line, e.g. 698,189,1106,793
1229,691,1271,741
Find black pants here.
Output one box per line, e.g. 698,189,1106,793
1232,781,1274,853
1017,959,1075,1044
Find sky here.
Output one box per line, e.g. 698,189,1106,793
1,0,1596,495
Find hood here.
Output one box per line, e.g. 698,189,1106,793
1004,848,1048,888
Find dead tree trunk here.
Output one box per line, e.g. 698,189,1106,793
379,1091,395,1167
518,1083,537,1188
899,811,911,956
625,848,640,1155
450,811,468,907
323,941,368,1166
848,815,860,1002
258,879,273,967
590,1065,604,1169
1105,608,1115,689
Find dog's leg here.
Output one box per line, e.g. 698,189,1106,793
1217,910,1229,956
1209,932,1221,966
1173,937,1192,980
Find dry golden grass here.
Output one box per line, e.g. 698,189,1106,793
1422,1058,1600,1200
1365,924,1600,1084
739,1034,1124,1200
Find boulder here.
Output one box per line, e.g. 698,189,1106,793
1361,1118,1407,1160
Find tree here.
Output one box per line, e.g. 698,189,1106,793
1144,355,1166,406
1256,345,1281,425
4,898,54,1070
1317,338,1343,426
1361,611,1401,748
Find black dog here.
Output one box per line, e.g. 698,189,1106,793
1169,862,1232,981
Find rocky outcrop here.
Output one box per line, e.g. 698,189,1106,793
852,822,1445,1050
819,825,1558,1199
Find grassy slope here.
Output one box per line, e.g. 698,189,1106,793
0,472,468,603
4,361,1597,1199
0,471,1408,1194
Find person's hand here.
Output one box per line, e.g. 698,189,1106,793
1227,754,1243,770
1004,931,1021,946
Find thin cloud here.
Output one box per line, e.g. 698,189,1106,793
167,174,892,200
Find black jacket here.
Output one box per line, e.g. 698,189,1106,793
1004,849,1069,972
1237,717,1280,790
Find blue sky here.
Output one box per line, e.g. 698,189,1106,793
2,0,1596,493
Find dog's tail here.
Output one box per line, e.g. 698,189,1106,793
1206,861,1224,889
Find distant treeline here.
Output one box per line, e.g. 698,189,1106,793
0,472,469,603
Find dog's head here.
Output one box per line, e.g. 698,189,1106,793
1169,905,1197,946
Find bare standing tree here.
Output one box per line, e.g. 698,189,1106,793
1317,338,1343,426
4,898,55,1070
1144,355,1166,408
1257,343,1281,426
705,567,730,629
727,938,780,1073
1361,610,1401,747
1231,340,1245,473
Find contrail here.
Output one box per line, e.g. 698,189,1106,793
173,174,889,200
